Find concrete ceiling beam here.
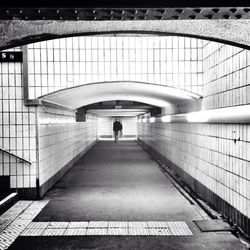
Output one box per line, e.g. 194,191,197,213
0,20,249,50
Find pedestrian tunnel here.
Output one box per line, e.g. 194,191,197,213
0,33,250,240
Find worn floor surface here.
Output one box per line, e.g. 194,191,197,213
7,141,245,249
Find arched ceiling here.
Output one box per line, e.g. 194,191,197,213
39,81,201,109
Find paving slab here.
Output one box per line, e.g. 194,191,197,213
4,141,246,249
34,141,200,223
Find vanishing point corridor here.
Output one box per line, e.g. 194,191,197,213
0,2,250,249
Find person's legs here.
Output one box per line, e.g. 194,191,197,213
117,130,120,142
114,131,118,142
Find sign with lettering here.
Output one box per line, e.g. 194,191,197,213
0,52,23,62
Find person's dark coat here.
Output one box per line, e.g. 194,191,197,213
113,121,122,132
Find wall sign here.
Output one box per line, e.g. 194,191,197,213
0,52,23,62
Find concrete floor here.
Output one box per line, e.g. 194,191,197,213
9,141,245,250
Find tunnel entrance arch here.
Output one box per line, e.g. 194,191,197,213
0,20,250,50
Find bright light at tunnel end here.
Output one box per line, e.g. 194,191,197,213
161,115,171,123
149,117,155,123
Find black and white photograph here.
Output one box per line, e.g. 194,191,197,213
0,0,249,249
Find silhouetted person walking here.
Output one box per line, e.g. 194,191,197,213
113,119,122,142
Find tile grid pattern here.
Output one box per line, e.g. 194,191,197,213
138,123,250,220
27,36,203,99
21,221,193,236
0,47,37,189
0,200,49,250
202,42,250,109
138,40,250,235
38,107,97,186
0,45,98,190
178,41,250,113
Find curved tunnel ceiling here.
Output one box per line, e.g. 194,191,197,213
39,81,201,109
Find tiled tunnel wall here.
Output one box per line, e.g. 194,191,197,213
27,35,203,98
202,42,249,109
138,42,250,236
38,107,97,197
177,41,250,113
0,47,37,192
0,46,98,198
0,36,249,238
